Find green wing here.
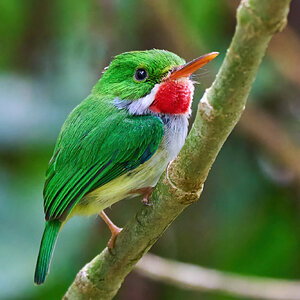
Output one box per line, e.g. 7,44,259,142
43,97,164,221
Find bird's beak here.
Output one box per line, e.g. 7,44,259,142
168,52,219,80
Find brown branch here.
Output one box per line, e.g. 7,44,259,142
268,26,300,87
239,105,300,184
136,254,300,300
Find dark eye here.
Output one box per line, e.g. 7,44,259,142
134,68,148,81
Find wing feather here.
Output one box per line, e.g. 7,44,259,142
43,99,164,221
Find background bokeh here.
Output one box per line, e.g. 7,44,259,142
0,0,299,299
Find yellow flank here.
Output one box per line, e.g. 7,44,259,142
69,149,168,218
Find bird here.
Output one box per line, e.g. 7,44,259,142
34,49,218,285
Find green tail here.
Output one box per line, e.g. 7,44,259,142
34,220,61,285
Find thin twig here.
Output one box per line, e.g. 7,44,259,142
136,254,300,300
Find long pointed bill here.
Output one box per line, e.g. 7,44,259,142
169,52,219,80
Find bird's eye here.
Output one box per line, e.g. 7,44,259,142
134,68,148,81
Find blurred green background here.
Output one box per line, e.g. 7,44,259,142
1,0,300,299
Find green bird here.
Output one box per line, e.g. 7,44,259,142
34,49,218,285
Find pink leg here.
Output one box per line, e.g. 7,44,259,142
130,187,154,206
100,210,122,249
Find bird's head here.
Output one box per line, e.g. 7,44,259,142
94,49,218,115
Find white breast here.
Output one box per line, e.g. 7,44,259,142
160,114,189,161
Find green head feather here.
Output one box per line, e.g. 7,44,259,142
93,49,185,100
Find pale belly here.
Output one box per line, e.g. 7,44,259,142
70,149,169,217
70,114,188,218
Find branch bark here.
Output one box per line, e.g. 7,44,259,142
136,254,300,300
63,1,292,299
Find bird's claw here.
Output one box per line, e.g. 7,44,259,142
107,226,122,249
142,197,153,206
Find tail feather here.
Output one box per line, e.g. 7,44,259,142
34,220,61,285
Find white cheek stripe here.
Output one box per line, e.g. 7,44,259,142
113,83,161,115
114,78,194,116
127,84,161,115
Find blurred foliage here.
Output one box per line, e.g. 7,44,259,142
0,0,299,300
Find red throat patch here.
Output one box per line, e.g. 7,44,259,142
149,79,194,115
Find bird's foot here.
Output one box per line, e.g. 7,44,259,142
130,187,154,206
100,211,122,249
107,226,122,249
142,187,154,206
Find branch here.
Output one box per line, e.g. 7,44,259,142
136,254,300,300
226,1,300,88
268,26,300,87
148,0,300,182
239,105,300,184
63,1,292,299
